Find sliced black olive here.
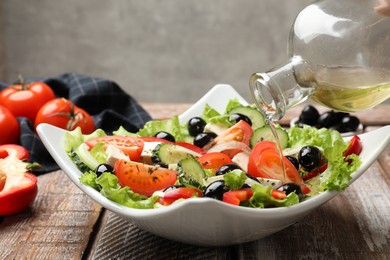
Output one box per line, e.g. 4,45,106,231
187,117,207,136
277,183,304,201
215,163,241,175
95,163,114,177
154,131,176,142
229,113,252,126
193,132,217,148
298,146,322,171
286,155,299,170
203,180,229,200
317,111,338,128
299,105,320,126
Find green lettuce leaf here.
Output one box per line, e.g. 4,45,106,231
287,125,361,191
136,115,192,143
224,169,247,190
80,172,158,209
64,127,106,152
249,184,299,208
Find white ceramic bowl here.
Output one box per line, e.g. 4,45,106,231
37,84,390,246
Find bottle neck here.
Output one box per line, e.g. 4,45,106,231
249,56,316,121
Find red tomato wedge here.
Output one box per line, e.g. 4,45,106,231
197,152,234,174
248,141,310,194
114,159,177,196
158,187,202,206
86,136,144,161
210,120,253,147
175,142,206,155
139,136,170,143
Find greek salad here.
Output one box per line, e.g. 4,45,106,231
64,99,362,209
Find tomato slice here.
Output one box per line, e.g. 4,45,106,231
175,142,206,155
197,152,234,174
248,141,310,194
212,120,253,146
86,136,144,161
114,159,177,196
139,136,170,143
158,187,202,206
223,188,253,206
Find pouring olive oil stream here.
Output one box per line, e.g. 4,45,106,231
249,0,390,181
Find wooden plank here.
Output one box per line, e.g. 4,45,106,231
237,127,390,259
88,211,232,260
0,170,102,259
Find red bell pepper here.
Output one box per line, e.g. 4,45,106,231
0,144,38,216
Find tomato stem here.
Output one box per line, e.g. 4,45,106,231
16,73,29,90
47,98,86,130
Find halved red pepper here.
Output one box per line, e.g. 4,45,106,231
0,144,38,216
223,188,254,206
222,188,288,206
344,135,363,158
158,187,202,206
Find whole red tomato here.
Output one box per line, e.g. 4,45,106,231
0,105,20,144
34,98,95,134
0,77,55,122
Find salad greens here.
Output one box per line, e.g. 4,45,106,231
65,98,362,209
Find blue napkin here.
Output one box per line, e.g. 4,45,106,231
0,73,152,174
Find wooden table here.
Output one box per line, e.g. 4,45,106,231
1,103,390,259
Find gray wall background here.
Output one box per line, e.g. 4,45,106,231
0,0,313,103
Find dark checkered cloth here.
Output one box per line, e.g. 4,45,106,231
0,73,152,175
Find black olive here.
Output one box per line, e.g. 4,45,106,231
329,124,344,132
299,105,320,126
229,113,252,126
187,117,207,136
215,163,241,175
154,131,176,142
298,146,322,171
95,163,114,177
203,180,229,200
333,111,349,122
339,115,360,132
317,111,338,128
193,132,217,148
286,155,299,170
277,183,304,201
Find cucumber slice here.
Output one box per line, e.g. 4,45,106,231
250,125,289,148
178,157,206,189
228,106,266,130
74,143,100,170
152,143,201,166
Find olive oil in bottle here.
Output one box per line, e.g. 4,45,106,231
310,67,390,112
